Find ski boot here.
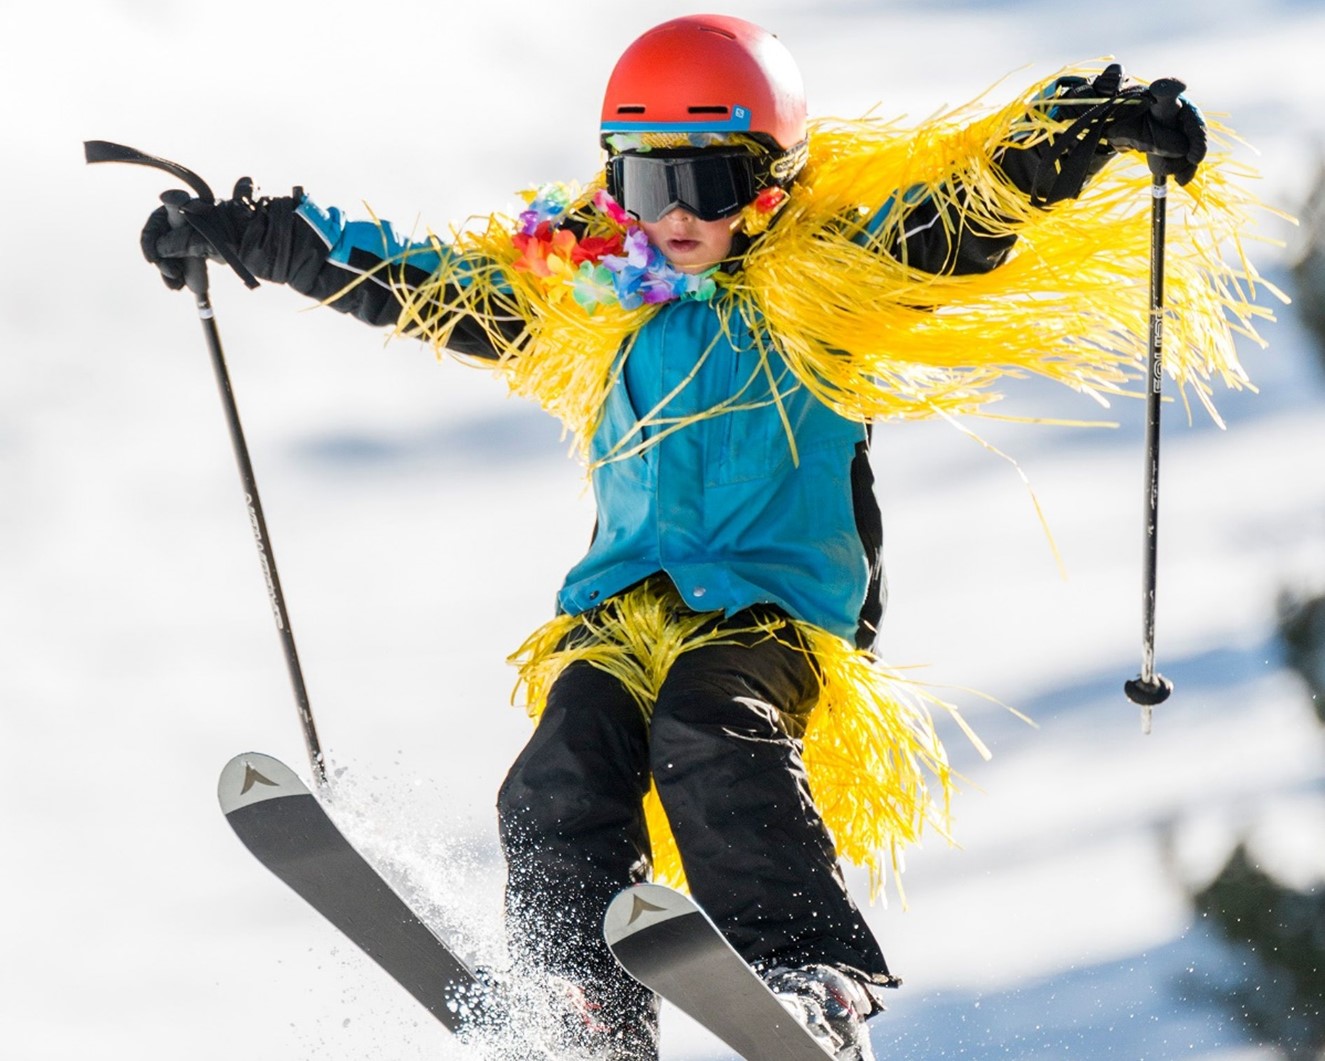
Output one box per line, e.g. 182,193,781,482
549,974,660,1061
765,964,878,1061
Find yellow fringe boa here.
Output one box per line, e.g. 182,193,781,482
393,64,1281,458
373,67,1283,899
509,580,983,901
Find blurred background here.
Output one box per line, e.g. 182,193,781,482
3,0,1323,1057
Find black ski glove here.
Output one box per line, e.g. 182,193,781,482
141,179,250,289
1102,87,1207,185
140,178,269,289
1053,65,1207,186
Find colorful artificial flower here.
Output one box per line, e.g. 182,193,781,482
593,188,633,228
518,183,572,235
511,184,719,313
512,222,577,278
572,261,619,311
574,232,625,264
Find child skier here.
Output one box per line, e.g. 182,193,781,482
142,14,1253,1061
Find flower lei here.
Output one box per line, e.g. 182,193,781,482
511,184,719,312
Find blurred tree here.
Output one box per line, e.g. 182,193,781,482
1291,163,1325,359
1180,174,1325,1061
1189,842,1325,1059
1279,590,1325,726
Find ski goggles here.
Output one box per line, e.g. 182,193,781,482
606,149,761,223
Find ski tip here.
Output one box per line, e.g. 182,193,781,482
218,752,310,815
603,883,697,947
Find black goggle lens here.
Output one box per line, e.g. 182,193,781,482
608,152,758,223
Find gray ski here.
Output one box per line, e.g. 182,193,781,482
604,883,836,1060
217,751,502,1036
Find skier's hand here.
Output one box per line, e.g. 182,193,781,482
1050,66,1207,187
140,178,258,290
1104,87,1207,186
140,205,212,289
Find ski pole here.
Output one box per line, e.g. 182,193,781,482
1121,82,1185,731
85,141,328,786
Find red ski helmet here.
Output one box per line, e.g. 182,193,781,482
600,15,807,152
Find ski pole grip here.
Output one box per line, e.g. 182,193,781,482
1147,78,1186,123
160,189,210,298
1144,78,1187,183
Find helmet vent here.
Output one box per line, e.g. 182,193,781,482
688,106,729,115
616,105,646,114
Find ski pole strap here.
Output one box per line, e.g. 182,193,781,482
183,202,261,290
84,139,216,198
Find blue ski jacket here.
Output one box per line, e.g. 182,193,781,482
289,198,886,645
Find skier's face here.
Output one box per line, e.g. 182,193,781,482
638,207,740,274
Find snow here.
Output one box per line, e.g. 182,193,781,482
3,1,1323,1058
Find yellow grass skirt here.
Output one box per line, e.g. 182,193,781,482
509,580,985,901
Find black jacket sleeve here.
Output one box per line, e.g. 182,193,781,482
880,81,1117,277
233,195,521,360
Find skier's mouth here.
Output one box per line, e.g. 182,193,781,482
666,238,701,253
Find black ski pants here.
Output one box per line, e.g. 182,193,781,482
496,615,893,1034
